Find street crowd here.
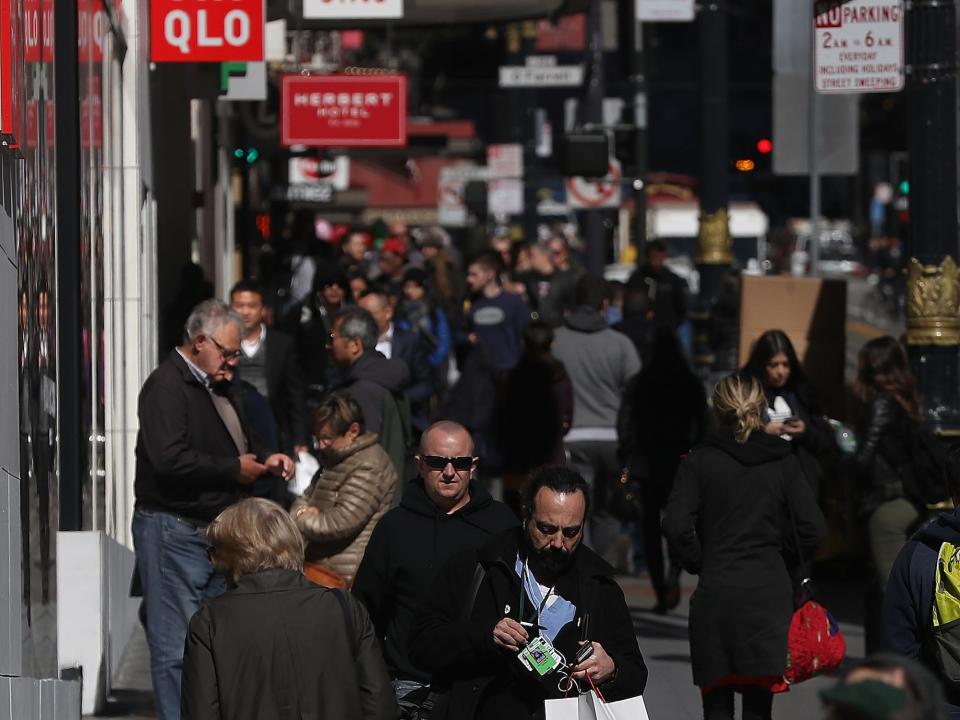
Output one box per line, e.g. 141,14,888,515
136,226,960,720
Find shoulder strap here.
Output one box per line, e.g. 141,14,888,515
462,562,487,621
331,589,358,659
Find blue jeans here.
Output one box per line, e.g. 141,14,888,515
132,509,226,720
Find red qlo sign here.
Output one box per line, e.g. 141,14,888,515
150,0,264,63
281,74,407,148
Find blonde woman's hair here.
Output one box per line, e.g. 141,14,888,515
713,374,767,444
206,498,304,586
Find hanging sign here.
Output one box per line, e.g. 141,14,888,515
636,0,695,22
151,0,265,63
814,0,904,93
303,0,402,19
280,74,407,147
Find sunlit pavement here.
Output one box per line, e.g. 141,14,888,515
88,570,866,719
621,572,867,719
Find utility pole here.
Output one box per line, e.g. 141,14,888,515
692,0,731,373
582,0,607,275
631,18,648,257
904,0,960,431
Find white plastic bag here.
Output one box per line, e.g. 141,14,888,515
290,451,319,496
545,691,649,720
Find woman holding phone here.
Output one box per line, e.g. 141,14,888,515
742,330,836,490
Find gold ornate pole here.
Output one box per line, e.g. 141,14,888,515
696,208,733,266
905,257,960,347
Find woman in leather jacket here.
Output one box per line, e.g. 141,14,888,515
852,336,920,590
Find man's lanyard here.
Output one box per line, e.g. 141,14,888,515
518,560,554,635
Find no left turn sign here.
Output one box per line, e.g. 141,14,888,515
566,159,622,209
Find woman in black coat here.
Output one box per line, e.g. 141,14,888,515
181,498,398,720
664,374,826,720
742,329,836,492
618,325,708,612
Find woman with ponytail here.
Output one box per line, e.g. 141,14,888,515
664,374,826,719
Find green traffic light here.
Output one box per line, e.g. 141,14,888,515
898,180,909,195
234,148,244,159
246,148,260,164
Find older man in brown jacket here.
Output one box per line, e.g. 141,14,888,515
292,390,397,586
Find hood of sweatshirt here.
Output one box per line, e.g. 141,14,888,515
400,476,498,524
915,506,960,549
348,350,410,393
701,427,793,466
564,307,608,334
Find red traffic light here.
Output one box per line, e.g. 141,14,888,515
756,138,773,155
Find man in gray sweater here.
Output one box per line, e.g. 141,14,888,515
552,273,641,568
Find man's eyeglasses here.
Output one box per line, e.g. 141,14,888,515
208,335,242,361
420,455,474,471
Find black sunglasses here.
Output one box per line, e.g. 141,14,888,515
420,455,474,471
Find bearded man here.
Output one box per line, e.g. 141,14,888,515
408,466,648,720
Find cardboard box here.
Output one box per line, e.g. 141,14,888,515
739,275,847,419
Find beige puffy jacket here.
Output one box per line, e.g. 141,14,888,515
291,433,397,585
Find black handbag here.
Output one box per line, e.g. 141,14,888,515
609,468,644,521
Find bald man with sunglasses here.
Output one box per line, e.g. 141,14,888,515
353,421,517,713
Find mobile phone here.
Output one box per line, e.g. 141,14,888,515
575,642,594,665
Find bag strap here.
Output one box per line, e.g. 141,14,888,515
780,464,812,603
462,562,486,621
331,589,358,659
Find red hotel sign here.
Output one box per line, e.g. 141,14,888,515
281,74,407,148
151,0,264,63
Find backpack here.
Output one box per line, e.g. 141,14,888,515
930,540,960,683
379,389,413,506
901,425,950,511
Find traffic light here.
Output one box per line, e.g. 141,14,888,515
756,138,773,155
233,147,260,165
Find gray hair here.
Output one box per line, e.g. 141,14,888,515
334,307,379,351
183,299,243,343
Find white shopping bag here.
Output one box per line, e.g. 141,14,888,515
545,692,649,720
290,451,319,496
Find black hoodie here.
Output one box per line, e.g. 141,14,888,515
352,477,518,682
340,350,410,434
884,506,960,709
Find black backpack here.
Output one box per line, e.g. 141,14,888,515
900,424,950,511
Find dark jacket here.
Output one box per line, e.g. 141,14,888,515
626,266,688,328
663,429,826,687
500,355,573,472
884,507,960,709
181,569,397,720
134,351,266,523
391,324,435,404
408,529,648,720
853,393,914,515
352,478,518,682
340,350,411,435
759,383,836,493
263,329,309,449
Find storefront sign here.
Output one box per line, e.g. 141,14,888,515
289,156,350,189
303,0,403,20
281,74,407,147
0,0,20,141
271,184,334,203
151,0,264,63
79,0,106,63
814,0,903,93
